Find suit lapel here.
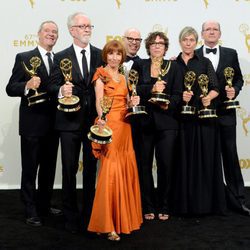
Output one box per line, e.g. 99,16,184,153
67,45,84,82
33,47,49,79
196,46,204,58
216,46,225,74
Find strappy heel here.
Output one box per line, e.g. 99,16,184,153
107,231,121,241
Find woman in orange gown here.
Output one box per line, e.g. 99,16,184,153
87,40,142,241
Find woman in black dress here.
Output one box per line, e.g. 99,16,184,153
173,26,227,215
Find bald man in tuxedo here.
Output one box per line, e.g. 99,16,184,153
196,20,250,216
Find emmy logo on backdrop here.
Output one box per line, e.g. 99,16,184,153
239,23,250,53
126,69,147,118
224,67,240,109
29,0,35,8
22,56,47,106
237,108,250,136
203,0,209,8
198,74,217,118
115,0,121,9
181,71,196,115
57,58,81,112
88,96,113,144
149,59,171,105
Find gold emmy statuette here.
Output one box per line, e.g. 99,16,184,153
224,67,240,109
22,56,47,106
198,74,217,119
126,69,147,118
57,58,80,112
181,71,196,115
149,59,171,105
88,96,113,144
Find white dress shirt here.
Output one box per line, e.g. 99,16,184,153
203,45,220,71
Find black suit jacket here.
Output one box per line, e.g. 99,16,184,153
6,47,56,136
196,46,243,126
48,44,102,131
132,58,183,130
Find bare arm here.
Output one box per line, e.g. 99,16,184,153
94,78,104,118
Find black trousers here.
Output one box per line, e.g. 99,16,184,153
20,132,59,218
138,128,177,214
60,126,97,228
220,124,246,208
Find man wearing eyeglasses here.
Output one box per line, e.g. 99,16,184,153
123,28,142,72
48,12,102,233
196,20,250,216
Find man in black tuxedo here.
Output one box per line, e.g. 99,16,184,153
6,21,60,226
196,20,250,215
48,12,102,233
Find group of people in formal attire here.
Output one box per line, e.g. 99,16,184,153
6,11,250,241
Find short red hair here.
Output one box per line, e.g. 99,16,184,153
102,40,126,64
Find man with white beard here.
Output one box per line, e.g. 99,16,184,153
48,12,102,233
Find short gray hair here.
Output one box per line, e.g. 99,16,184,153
67,12,90,29
38,20,58,33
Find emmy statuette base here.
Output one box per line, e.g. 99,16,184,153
57,95,81,112
198,108,217,119
181,105,196,115
125,106,147,118
149,92,170,105
224,99,240,109
88,125,112,145
28,92,47,106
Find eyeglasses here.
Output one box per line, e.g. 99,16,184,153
150,42,166,47
72,25,94,30
125,36,142,43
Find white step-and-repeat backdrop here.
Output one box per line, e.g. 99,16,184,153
1,0,250,188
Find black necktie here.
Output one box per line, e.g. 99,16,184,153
206,48,217,54
46,52,53,75
125,55,139,62
81,49,89,80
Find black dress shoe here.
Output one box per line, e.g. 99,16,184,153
240,204,250,216
49,207,63,216
26,217,42,227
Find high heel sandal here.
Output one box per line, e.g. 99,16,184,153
107,231,121,241
158,213,169,221
144,213,155,220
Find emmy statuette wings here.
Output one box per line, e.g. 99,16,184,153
57,58,81,112
125,69,147,118
181,71,196,115
148,59,171,105
223,67,240,109
88,96,113,145
198,74,217,119
22,56,47,106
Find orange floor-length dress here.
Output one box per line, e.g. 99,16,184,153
87,67,142,234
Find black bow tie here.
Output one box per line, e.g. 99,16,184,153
206,48,217,54
125,55,139,62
